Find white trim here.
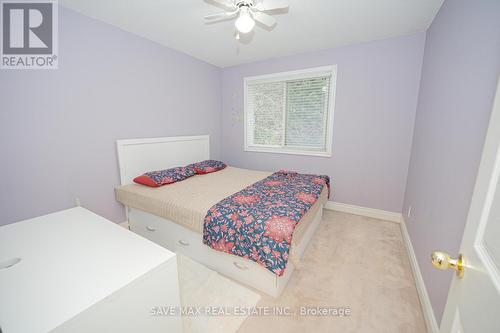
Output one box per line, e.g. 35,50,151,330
243,65,337,158
400,217,439,333
244,66,336,83
244,146,332,158
116,135,209,146
324,201,402,223
473,108,500,293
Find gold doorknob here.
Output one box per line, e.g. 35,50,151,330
431,251,465,278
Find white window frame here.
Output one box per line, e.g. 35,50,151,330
244,65,337,158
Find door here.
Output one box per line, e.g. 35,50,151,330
438,77,500,333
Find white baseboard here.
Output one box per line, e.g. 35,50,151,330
324,201,402,223
400,217,439,333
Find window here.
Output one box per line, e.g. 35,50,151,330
244,66,336,157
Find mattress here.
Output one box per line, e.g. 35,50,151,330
115,166,328,246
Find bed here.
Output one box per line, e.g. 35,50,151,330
115,135,327,297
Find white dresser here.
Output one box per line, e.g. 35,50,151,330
0,207,182,333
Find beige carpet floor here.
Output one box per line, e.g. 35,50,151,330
177,254,261,333
237,210,427,333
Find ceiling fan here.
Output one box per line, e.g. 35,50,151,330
204,0,289,38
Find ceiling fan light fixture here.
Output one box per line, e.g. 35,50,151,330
235,7,255,34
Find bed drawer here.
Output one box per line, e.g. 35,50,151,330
205,248,284,294
128,209,206,261
128,208,301,297
129,211,173,249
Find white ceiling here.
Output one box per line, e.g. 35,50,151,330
59,0,444,68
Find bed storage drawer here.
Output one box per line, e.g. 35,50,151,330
129,211,172,248
129,209,208,262
128,209,285,295
127,206,321,297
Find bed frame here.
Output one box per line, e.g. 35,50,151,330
116,135,324,297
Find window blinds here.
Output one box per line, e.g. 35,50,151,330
246,81,285,146
245,68,333,155
285,76,330,150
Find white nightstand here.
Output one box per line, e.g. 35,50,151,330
0,207,182,333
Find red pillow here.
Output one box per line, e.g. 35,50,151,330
133,175,161,187
133,167,195,187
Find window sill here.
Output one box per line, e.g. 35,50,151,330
244,146,332,158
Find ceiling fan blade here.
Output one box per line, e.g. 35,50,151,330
254,0,289,11
205,0,237,11
251,11,277,27
204,10,238,20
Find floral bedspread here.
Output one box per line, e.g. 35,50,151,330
202,170,330,276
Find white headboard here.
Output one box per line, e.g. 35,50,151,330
116,135,210,185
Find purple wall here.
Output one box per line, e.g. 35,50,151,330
403,0,500,323
0,8,222,225
220,33,426,213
